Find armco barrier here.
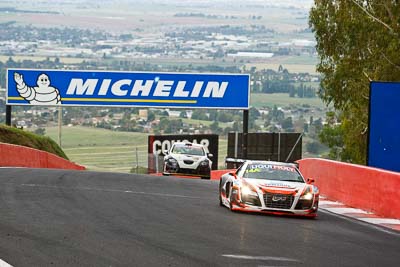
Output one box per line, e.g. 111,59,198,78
298,158,400,219
0,142,85,170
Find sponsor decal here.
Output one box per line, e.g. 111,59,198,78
272,195,287,201
13,72,61,105
248,164,295,172
262,182,293,188
152,139,210,155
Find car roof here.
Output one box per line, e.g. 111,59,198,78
172,142,204,148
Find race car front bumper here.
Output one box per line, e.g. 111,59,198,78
163,161,211,178
229,190,319,217
230,204,318,217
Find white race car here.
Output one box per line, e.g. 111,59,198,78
163,142,213,179
219,159,319,217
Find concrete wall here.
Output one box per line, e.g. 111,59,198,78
0,143,85,170
298,158,400,219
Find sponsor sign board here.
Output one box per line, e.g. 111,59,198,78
7,69,250,109
227,132,302,167
148,134,219,172
368,82,400,172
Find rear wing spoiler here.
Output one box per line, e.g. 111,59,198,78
225,158,246,164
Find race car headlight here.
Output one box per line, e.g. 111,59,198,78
241,186,258,197
200,160,209,166
300,187,313,200
167,158,178,164
313,185,319,194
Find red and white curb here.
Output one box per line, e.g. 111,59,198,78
319,196,400,232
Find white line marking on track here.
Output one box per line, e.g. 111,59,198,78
0,259,13,267
19,183,202,199
222,255,299,262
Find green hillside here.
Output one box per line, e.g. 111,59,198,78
0,124,68,160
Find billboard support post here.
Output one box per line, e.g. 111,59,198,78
243,109,249,159
6,105,11,126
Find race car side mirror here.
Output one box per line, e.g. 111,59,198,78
306,178,315,184
207,153,213,158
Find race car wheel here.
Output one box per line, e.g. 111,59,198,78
229,185,235,211
219,179,223,206
200,170,211,180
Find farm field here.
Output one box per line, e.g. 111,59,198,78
45,126,228,173
0,1,310,34
0,56,85,64
250,93,326,109
45,126,148,172
245,55,319,74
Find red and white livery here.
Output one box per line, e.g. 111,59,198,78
219,159,319,217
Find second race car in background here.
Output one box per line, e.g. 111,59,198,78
219,159,319,217
163,142,213,179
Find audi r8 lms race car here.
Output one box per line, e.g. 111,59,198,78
219,159,319,217
163,142,213,179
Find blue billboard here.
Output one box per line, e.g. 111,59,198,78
368,82,400,172
6,69,250,109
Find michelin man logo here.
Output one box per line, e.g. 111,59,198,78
14,72,61,105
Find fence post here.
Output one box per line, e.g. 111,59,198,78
135,147,139,174
155,153,159,173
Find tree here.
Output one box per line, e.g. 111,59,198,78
165,119,183,134
289,87,296,98
179,111,187,118
281,117,294,132
208,110,218,121
191,110,208,121
306,141,325,154
268,105,285,123
210,121,222,135
309,0,400,164
249,107,260,120
147,111,156,122
217,111,233,123
34,128,46,136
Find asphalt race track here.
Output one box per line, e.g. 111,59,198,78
0,168,399,267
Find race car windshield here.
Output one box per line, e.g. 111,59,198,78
172,145,205,156
243,163,304,182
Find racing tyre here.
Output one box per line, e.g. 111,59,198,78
219,179,223,206
228,184,235,211
200,171,211,180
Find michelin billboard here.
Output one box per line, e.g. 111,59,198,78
6,69,250,109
